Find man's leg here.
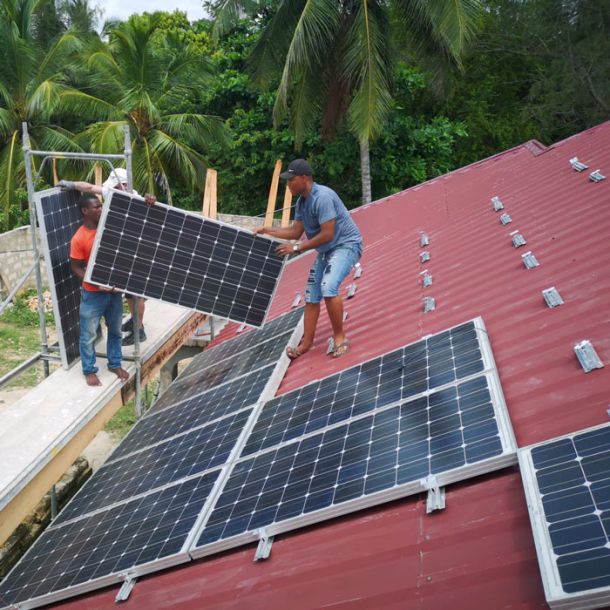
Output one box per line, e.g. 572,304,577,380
290,255,324,357
79,289,104,386
106,292,128,381
323,296,346,347
320,246,361,356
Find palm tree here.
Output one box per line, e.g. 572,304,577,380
64,14,229,203
0,0,85,229
213,0,482,203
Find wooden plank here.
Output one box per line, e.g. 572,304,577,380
202,168,217,218
281,184,292,227
264,160,282,227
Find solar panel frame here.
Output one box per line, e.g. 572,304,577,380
519,423,610,610
189,316,517,560
84,192,287,327
34,187,83,369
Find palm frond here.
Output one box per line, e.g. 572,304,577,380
77,120,128,153
25,78,63,117
0,108,15,139
58,90,118,121
343,1,393,142
275,0,341,122
211,0,261,37
160,113,230,152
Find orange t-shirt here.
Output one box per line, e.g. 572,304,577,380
70,225,99,292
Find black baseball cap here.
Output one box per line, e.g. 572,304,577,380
279,159,313,180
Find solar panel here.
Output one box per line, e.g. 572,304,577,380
112,364,277,460
149,330,294,408
0,472,219,609
189,317,517,559
519,423,610,609
34,188,83,368
178,307,304,378
85,192,286,327
54,408,253,526
243,321,485,456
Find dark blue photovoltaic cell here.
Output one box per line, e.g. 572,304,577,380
179,308,302,378
0,472,218,607
198,376,502,546
150,331,293,408
87,193,284,326
530,425,610,593
242,321,484,456
55,409,251,525
36,189,83,367
111,365,275,461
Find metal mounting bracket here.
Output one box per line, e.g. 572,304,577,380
254,529,274,561
423,475,446,514
115,574,137,602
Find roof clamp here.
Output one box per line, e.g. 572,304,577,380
115,574,137,602
491,196,504,211
569,157,588,172
291,292,302,308
342,310,348,322
510,230,527,248
236,322,247,334
327,337,335,354
499,213,512,225
254,529,274,562
420,270,433,288
423,296,436,313
420,233,429,247
589,169,606,182
353,262,363,279
420,251,430,263
346,283,357,299
574,340,604,373
521,251,539,269
423,475,446,514
542,287,564,308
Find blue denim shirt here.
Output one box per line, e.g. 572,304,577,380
295,183,362,254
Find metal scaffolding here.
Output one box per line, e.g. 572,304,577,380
0,122,143,419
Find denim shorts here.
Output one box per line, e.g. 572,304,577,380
305,243,362,303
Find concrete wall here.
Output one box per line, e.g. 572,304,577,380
0,226,46,297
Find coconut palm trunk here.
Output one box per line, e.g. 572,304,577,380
360,138,372,204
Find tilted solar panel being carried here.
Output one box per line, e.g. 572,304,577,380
0,310,304,610
519,423,610,609
35,188,83,368
85,192,286,326
189,317,517,558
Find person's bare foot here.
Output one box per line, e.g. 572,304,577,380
109,367,129,381
286,341,312,360
85,373,102,386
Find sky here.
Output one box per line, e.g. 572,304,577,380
100,1,208,23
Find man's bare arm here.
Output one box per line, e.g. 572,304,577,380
253,221,304,241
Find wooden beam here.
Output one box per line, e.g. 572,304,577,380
264,160,282,227
281,185,292,227
202,168,217,219
52,159,58,186
0,313,205,546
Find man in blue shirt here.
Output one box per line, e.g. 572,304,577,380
255,159,362,359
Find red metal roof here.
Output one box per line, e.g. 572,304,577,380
50,121,610,609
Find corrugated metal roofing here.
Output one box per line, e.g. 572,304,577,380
49,121,610,609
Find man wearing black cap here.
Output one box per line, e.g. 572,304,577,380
255,159,362,359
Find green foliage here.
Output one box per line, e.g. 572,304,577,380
0,289,54,326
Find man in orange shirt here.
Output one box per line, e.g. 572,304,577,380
70,194,128,386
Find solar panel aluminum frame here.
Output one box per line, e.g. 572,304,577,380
34,187,81,369
188,316,518,561
84,191,288,328
519,423,610,610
